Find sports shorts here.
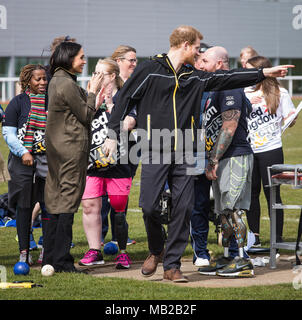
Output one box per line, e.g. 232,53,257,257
82,176,132,200
212,154,253,214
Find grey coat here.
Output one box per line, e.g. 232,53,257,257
45,68,96,214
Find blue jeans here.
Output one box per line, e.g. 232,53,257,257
190,174,211,261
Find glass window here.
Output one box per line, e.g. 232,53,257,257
280,58,302,95
0,57,9,76
229,58,238,69
291,59,302,76
88,57,102,75
15,57,48,76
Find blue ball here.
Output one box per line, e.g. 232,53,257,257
13,262,30,275
103,242,118,255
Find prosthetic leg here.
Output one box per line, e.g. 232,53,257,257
216,209,254,277
221,209,247,258
231,209,247,258
199,210,253,277
220,210,234,258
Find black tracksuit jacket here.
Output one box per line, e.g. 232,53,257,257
108,53,265,153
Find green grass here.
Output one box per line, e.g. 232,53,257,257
0,100,302,300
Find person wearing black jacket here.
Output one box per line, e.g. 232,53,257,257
103,25,293,282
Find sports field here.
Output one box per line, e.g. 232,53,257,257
0,99,302,301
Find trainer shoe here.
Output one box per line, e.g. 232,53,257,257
216,256,254,278
37,248,44,264
127,238,136,246
19,249,33,266
194,257,210,267
79,249,105,266
198,256,232,275
115,253,132,269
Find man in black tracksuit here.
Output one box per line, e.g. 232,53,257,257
104,25,292,282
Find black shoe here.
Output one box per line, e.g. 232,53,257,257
198,256,232,275
216,257,254,278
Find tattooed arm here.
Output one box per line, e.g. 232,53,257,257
206,109,241,180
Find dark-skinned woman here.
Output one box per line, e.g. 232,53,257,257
2,64,48,265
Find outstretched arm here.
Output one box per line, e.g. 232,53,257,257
206,109,241,180
199,65,294,93
263,65,294,78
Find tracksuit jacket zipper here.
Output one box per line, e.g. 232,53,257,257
165,57,193,151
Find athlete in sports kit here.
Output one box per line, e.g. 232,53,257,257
79,58,136,269
197,46,254,277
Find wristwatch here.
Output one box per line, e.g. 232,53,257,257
209,158,218,167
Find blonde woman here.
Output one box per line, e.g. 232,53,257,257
239,46,258,68
79,58,136,269
111,45,137,82
245,55,297,246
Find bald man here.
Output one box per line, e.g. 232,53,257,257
198,46,254,278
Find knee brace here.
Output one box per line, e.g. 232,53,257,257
221,211,234,248
231,210,247,248
114,212,128,251
109,195,128,213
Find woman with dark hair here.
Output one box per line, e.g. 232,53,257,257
42,41,103,273
2,64,48,265
245,56,297,246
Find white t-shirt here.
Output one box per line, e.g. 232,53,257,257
245,87,295,153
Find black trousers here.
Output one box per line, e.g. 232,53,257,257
42,213,75,271
139,153,194,271
246,147,284,241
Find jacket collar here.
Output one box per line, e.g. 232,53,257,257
53,67,77,82
151,53,194,75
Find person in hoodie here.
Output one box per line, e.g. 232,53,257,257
103,25,293,283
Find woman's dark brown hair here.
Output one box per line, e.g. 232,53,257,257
49,41,82,75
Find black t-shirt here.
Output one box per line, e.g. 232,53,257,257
87,92,137,179
87,109,134,178
203,88,253,160
3,92,47,155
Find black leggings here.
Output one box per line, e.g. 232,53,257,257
246,147,284,241
16,207,32,252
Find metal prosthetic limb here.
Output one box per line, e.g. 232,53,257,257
231,210,247,258
221,211,234,257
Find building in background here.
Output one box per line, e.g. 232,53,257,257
0,0,302,101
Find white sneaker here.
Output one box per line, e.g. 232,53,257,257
194,257,210,267
19,250,34,266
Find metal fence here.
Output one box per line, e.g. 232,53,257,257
1,76,302,103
